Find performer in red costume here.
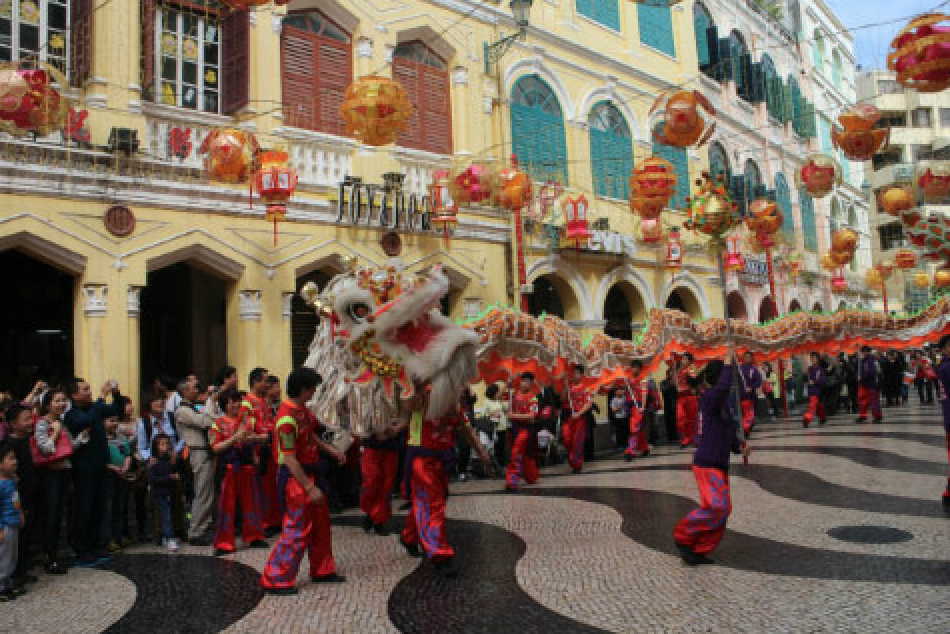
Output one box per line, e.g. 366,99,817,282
674,357,749,565
260,368,347,595
624,360,651,461
360,413,406,536
856,346,883,424
505,372,541,492
561,365,592,474
210,389,268,555
803,352,827,427
675,353,701,448
738,352,763,437
241,367,281,535
399,382,490,578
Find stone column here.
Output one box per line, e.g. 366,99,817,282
238,290,263,382
125,285,143,409
80,284,109,386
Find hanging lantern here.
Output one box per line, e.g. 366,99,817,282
877,184,917,216
200,127,259,183
448,162,496,205
562,195,591,249
429,169,458,247
0,63,71,137
913,271,932,289
917,164,950,202
649,90,716,148
724,232,745,272
895,249,917,269
745,198,783,249
665,227,683,269
340,75,413,146
629,157,677,219
684,172,741,243
821,253,839,272
493,162,533,209
795,154,842,199
936,269,950,288
866,268,883,289
876,261,895,281
832,105,890,161
253,150,298,246
887,13,950,93
639,217,665,243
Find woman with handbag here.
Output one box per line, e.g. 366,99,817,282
32,389,89,574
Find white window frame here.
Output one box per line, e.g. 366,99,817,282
0,0,70,74
154,6,221,114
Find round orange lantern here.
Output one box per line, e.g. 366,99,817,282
630,157,677,219
887,13,950,93
913,271,931,289
649,90,716,148
795,154,842,199
448,162,496,205
831,228,859,254
917,164,950,202
935,269,950,288
745,198,783,248
877,184,917,216
340,75,413,146
831,250,853,267
832,105,890,161
0,63,70,137
253,150,298,246
821,253,839,272
895,249,917,269
493,163,533,210
563,195,591,249
200,128,259,183
429,169,458,246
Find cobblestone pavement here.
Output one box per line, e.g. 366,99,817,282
2,401,948,633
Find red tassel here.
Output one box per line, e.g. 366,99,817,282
273,218,278,247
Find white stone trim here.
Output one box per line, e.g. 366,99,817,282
127,285,143,318
83,284,108,317
239,290,263,321
282,292,295,319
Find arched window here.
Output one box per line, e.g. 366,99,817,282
819,115,832,152
829,197,842,235
577,0,620,31
762,54,780,119
653,138,689,209
708,141,731,184
589,102,633,199
693,2,715,75
832,49,842,87
281,10,351,135
813,28,825,71
638,2,675,57
745,159,762,198
800,186,818,252
393,40,452,154
788,74,803,134
775,172,794,240
511,75,568,182
730,30,749,100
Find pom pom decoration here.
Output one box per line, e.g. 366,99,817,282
199,128,259,183
253,150,298,246
629,157,678,220
683,172,741,246
821,253,839,272
936,269,950,289
448,162,496,205
877,184,917,216
649,90,716,149
340,75,413,146
887,13,950,93
832,105,890,161
795,154,842,199
917,163,950,202
0,63,71,137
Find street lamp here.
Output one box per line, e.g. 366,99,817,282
484,0,534,74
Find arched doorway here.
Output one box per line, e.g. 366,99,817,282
140,262,230,386
726,290,747,320
291,269,334,369
789,298,802,313
604,282,645,340
529,274,578,320
759,296,777,323
0,250,75,395
666,287,702,319
812,301,824,312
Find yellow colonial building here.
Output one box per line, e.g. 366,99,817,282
0,0,726,402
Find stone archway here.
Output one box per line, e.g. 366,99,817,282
666,286,703,320
759,296,778,323
789,298,803,313
529,274,580,320
604,281,646,340
727,290,748,320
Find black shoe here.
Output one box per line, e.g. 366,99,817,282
265,526,281,538
695,554,715,565
571,468,582,474
189,535,213,547
873,418,883,424
679,443,688,449
362,515,373,533
942,492,950,506
263,586,298,596
820,419,827,425
855,417,866,424
0,589,15,602
802,419,810,428
16,573,38,584
44,560,67,575
434,558,459,578
311,572,346,583
624,454,632,463
504,486,519,494
248,540,269,549
642,450,650,458
400,539,423,558
675,541,700,566
214,548,233,557
372,523,390,536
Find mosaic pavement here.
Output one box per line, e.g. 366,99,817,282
2,401,948,633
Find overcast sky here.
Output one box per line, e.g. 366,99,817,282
825,0,939,70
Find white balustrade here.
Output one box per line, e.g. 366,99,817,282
289,141,352,187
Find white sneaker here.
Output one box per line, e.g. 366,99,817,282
166,538,179,552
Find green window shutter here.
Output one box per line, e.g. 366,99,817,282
578,0,620,31
652,143,689,209
702,26,720,78
638,5,675,57
750,62,765,103
730,175,748,217
776,173,794,240
694,10,711,67
717,38,733,82
510,77,569,184
590,126,607,197
800,187,817,252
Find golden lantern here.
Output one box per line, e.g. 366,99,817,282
887,13,950,93
340,75,413,146
821,253,839,272
831,228,859,254
866,268,883,289
629,157,677,220
830,250,853,267
935,269,950,288
832,105,890,161
895,249,917,269
493,163,533,209
876,184,917,216
913,271,931,289
917,164,950,202
795,154,842,199
199,128,259,183
0,63,71,137
253,150,298,246
684,172,741,243
650,90,716,148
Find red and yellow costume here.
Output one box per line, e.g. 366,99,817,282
260,400,336,590
241,392,280,530
210,415,265,552
562,384,591,471
360,430,403,526
505,390,540,490
400,409,468,561
624,378,650,457
676,363,700,446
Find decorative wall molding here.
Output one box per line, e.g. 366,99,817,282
127,285,143,318
282,292,295,319
356,37,374,58
239,290,263,321
463,297,482,319
451,66,468,86
83,284,108,317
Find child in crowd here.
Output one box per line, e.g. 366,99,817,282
0,443,23,601
147,434,180,552
104,413,133,552
5,406,36,589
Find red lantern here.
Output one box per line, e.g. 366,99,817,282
746,198,782,249
796,154,842,199
917,164,950,202
429,169,458,247
630,157,677,219
201,127,259,183
253,151,298,246
832,105,890,161
895,249,917,269
0,64,70,137
563,195,591,249
449,162,495,205
887,13,950,93
666,227,683,269
724,233,744,272
935,269,950,288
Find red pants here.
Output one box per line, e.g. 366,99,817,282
260,474,336,589
360,448,399,525
505,427,539,489
677,395,698,446
258,454,281,530
561,417,586,470
213,465,265,552
673,465,732,555
740,399,756,433
858,386,882,420
803,395,826,425
625,409,649,456
401,455,453,561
